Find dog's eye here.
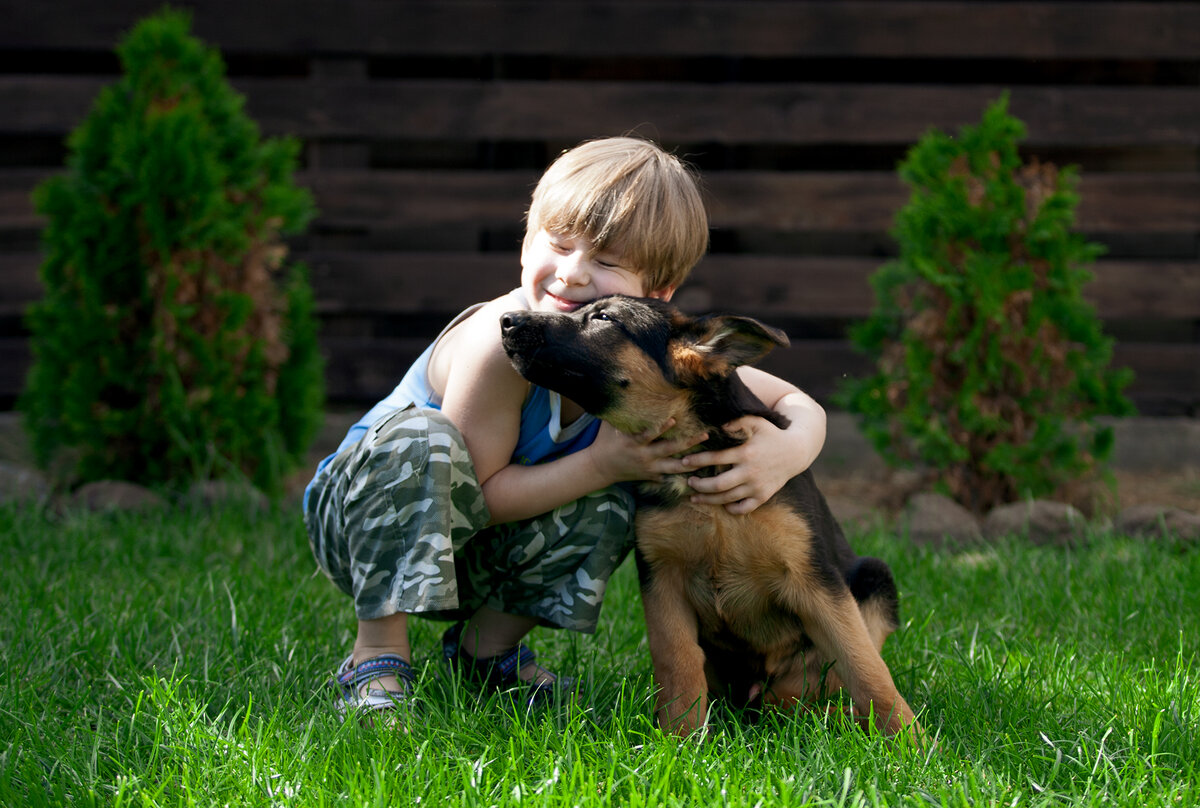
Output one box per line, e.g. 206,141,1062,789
590,311,612,322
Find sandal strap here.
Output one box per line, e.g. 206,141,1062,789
494,644,538,679
337,654,416,690
441,622,576,706
442,621,537,686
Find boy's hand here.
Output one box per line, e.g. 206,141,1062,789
586,419,706,485
680,415,799,515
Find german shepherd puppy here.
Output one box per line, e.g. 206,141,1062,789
501,295,921,739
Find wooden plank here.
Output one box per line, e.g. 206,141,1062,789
685,257,1200,322
0,77,108,136
226,81,1200,149
1111,344,1200,416
0,338,30,403
6,77,1200,147
1075,175,1200,235
7,168,1198,239
318,336,429,406
710,173,1200,236
3,2,1198,59
0,252,44,316
305,252,516,317
1078,262,1200,321
0,169,51,233
301,170,535,232
298,171,1200,236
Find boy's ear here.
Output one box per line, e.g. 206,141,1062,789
647,285,676,302
692,315,790,368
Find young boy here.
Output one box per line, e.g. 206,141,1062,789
304,137,827,716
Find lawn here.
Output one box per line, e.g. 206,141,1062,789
1,503,1197,807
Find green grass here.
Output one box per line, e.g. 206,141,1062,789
2,505,1198,807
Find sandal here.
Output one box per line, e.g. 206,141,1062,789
333,653,416,717
442,622,576,707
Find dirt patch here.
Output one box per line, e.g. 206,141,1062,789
819,467,1200,522
1108,469,1200,513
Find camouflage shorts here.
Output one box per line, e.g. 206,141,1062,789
304,405,636,632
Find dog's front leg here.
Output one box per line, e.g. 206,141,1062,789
783,587,923,742
640,566,709,736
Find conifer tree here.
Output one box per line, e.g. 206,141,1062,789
22,9,324,496
839,97,1133,512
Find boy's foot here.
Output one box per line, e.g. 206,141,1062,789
334,653,415,720
441,622,576,707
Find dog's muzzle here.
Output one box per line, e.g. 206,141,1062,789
500,311,545,362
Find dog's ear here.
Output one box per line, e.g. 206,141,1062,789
691,315,790,368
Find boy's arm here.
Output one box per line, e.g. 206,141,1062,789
478,422,691,525
439,308,696,525
680,366,826,515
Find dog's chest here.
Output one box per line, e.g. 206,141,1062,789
636,501,815,644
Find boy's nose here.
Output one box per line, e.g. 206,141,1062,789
556,254,590,285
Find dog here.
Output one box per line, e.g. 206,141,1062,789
500,295,921,740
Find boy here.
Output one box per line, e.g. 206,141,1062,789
304,137,827,716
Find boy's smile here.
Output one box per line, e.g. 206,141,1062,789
521,229,670,313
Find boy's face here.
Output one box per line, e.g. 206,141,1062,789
521,229,674,314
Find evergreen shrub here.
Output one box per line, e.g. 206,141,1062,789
838,96,1134,512
21,9,323,496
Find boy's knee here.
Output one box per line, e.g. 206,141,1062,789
357,406,467,464
419,409,468,449
369,405,458,443
551,485,636,536
351,407,483,513
585,484,636,515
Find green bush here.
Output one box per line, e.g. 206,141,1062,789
838,96,1134,513
21,8,323,496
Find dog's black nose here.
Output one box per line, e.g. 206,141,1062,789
500,311,529,334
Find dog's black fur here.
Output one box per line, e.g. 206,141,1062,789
501,295,921,738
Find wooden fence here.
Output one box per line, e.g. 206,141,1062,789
1,1,1197,415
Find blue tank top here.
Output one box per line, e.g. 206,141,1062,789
314,292,600,478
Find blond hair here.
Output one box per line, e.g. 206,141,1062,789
524,137,708,293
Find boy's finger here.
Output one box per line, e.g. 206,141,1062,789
688,481,752,506
638,417,676,443
686,469,743,495
723,497,761,515
680,444,730,469
674,431,708,452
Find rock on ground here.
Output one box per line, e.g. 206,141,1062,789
983,500,1089,547
1116,505,1200,543
0,461,52,507
902,493,983,549
67,480,169,512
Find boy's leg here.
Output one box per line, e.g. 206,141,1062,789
458,606,553,685
456,484,637,638
305,406,491,696
306,406,633,694
351,612,411,696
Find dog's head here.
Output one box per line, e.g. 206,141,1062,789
500,295,789,439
